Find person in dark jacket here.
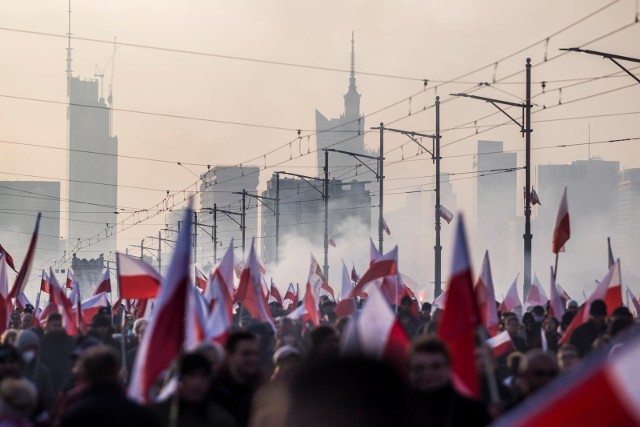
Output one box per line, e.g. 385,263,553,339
39,313,75,395
408,337,491,427
569,299,608,357
16,330,55,418
153,352,235,427
59,345,159,427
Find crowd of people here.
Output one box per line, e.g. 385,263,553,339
0,292,636,427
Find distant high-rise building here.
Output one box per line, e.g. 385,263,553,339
261,175,371,265
67,73,118,262
199,166,260,261
315,34,377,186
476,140,517,287
0,182,61,271
617,168,640,284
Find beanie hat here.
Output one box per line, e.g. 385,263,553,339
16,330,39,353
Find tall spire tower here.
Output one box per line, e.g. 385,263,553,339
344,31,361,118
66,0,73,79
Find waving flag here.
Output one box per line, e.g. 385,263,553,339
350,246,398,298
268,279,283,307
93,265,112,295
499,275,522,313
607,237,615,270
486,330,515,358
40,270,50,294
66,269,78,290
552,187,570,253
328,238,336,248
0,255,11,334
303,282,320,327
351,264,360,282
438,214,481,398
0,245,16,272
116,253,161,300
283,283,297,309
475,251,499,336
74,292,110,330
49,269,78,336
531,186,541,205
129,205,193,403
549,267,565,319
234,239,274,327
335,261,356,317
381,218,391,236
605,260,623,316
194,266,207,291
525,274,549,309
625,286,640,317
439,205,454,224
8,213,41,299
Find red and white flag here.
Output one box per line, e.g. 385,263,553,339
351,263,360,283
625,286,640,318
433,289,447,309
268,279,283,307
475,251,499,336
341,287,410,372
8,213,41,300
549,266,564,319
74,292,110,330
531,186,541,206
605,259,623,316
194,266,207,291
0,255,11,334
129,205,193,403
557,283,572,302
66,269,78,290
283,283,297,309
0,245,16,273
335,262,356,317
438,214,482,398
486,330,515,358
40,270,50,294
234,239,274,327
49,268,78,336
439,205,454,224
93,265,112,296
203,242,235,343
493,328,640,427
499,274,522,313
350,246,398,298
552,187,570,253
561,260,621,344
16,293,31,312
307,253,335,301
608,237,615,270
381,217,391,236
186,284,209,350
340,261,353,301
525,274,549,309
116,253,161,300
328,238,336,248
303,282,320,327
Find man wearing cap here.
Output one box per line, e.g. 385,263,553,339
271,345,302,384
569,299,608,357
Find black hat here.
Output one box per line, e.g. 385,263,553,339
589,299,607,317
179,353,212,377
90,315,112,328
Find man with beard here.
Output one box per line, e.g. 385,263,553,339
39,313,75,395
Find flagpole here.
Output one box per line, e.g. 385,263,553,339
553,253,559,281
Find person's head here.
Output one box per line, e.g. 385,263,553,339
522,312,535,330
20,313,33,331
224,331,260,382
76,345,120,386
431,308,443,324
474,344,495,378
400,296,412,312
45,313,64,335
89,315,112,340
557,344,581,373
193,342,225,373
504,314,520,335
420,302,432,320
408,337,451,392
272,344,302,382
542,316,559,333
9,311,21,330
0,345,21,381
609,316,634,338
589,299,607,325
520,350,558,395
531,306,545,323
132,319,147,341
0,378,37,418
0,330,18,346
308,325,340,361
566,300,579,313
16,330,39,365
178,352,212,403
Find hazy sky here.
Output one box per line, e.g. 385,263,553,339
1,0,639,297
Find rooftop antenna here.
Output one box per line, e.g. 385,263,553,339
65,0,73,79
350,31,355,80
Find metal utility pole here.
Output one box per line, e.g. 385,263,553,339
158,231,162,273
275,174,280,263
193,211,198,264
452,59,533,297
242,190,246,255
275,171,328,277
379,123,384,254
560,48,640,85
374,100,442,295
213,204,217,263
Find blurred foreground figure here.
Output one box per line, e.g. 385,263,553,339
286,357,408,427
407,337,490,427
59,346,159,427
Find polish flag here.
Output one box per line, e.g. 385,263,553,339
194,266,207,291
40,270,50,294
604,259,623,316
525,274,549,309
186,285,209,350
68,274,83,332
370,239,380,263
549,267,565,319
66,269,78,290
39,301,57,326
268,280,283,307
499,274,522,313
475,251,500,336
531,186,541,205
33,292,41,327
492,328,640,427
350,246,398,298
129,205,193,403
307,253,335,301
340,261,353,301
283,283,297,309
74,292,110,329
49,269,78,336
625,286,640,317
0,245,16,272
381,218,391,236
16,293,31,312
486,330,515,358
8,213,41,300
439,205,454,224
0,255,11,334
351,263,360,282
342,287,409,373
116,253,161,300
204,243,235,316
303,282,320,327
93,265,112,295
557,284,572,302
438,214,482,398
328,238,336,248
607,237,615,269
234,240,274,327
552,187,570,253
560,260,620,344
